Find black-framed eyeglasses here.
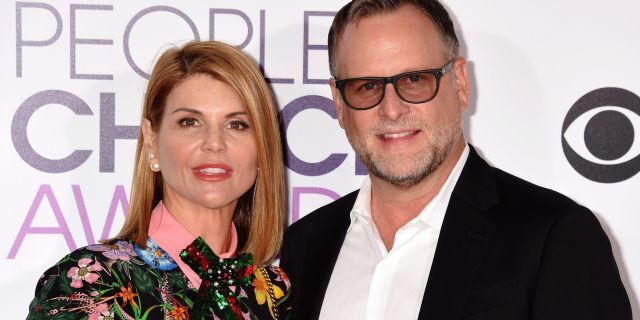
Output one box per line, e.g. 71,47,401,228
334,59,455,110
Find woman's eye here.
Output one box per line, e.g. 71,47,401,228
178,117,200,127
225,120,250,130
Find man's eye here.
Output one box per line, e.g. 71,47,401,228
360,81,379,91
399,73,431,89
407,74,423,83
225,120,250,130
178,117,200,127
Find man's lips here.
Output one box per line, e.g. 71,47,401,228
192,164,232,181
377,130,420,141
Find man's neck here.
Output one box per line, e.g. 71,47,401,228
370,138,466,251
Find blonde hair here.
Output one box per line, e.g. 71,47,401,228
115,41,286,265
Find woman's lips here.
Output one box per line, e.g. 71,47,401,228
192,164,233,181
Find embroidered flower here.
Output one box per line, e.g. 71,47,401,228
167,303,188,320
87,241,136,261
273,266,290,290
67,258,102,288
253,269,283,318
88,303,114,320
133,238,177,270
116,282,138,309
239,287,249,299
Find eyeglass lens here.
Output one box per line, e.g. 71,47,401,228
342,72,438,109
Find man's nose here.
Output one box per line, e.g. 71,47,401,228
377,83,410,120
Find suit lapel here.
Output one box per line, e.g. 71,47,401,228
418,146,499,319
298,192,356,320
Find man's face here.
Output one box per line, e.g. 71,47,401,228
330,4,469,188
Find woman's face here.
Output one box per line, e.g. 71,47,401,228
142,74,258,212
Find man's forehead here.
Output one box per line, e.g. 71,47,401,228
344,4,436,35
336,7,445,78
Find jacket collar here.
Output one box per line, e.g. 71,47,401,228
297,145,499,319
418,145,499,318
298,191,356,320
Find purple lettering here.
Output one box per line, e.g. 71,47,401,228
209,8,253,48
303,11,334,84
15,2,62,77
12,90,93,173
100,92,139,172
100,185,129,240
72,185,95,245
280,95,347,176
291,187,340,223
259,10,294,84
70,4,114,80
124,6,200,79
7,185,76,259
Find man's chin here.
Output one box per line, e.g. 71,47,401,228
369,164,432,188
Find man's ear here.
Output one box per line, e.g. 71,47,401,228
452,57,470,112
329,78,346,129
141,118,156,152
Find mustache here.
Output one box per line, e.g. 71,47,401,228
370,117,426,135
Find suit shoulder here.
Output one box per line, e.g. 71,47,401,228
286,189,358,235
493,168,584,212
491,172,632,317
475,165,614,255
487,168,603,234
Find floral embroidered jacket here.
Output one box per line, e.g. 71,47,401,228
26,238,291,320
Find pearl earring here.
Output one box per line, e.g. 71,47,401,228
147,152,159,172
150,162,160,172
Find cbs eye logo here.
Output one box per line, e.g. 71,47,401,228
562,87,640,183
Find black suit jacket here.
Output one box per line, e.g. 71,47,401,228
280,147,632,319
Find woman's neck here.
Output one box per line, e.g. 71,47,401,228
162,197,237,255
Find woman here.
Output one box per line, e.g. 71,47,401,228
27,41,290,320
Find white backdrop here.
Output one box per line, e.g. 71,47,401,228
2,1,639,317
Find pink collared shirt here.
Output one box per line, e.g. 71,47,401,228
147,201,238,288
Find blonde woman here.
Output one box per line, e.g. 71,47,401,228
27,41,290,320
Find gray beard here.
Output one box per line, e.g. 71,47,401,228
349,120,461,188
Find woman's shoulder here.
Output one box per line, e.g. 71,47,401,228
27,239,144,319
36,239,137,285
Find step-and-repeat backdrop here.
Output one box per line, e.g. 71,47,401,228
2,1,639,316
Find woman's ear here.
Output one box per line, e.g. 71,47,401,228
141,118,156,151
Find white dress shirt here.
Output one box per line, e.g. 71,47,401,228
319,145,469,320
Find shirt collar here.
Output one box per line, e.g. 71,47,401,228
414,144,469,231
349,176,373,231
148,201,238,287
348,144,470,232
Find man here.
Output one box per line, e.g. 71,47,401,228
280,0,632,319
